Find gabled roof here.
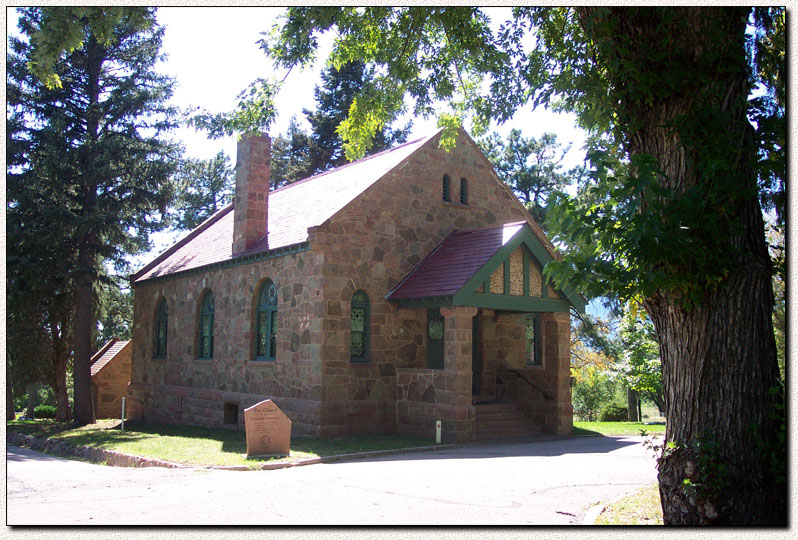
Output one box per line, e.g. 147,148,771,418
386,222,586,313
133,133,436,282
90,339,130,377
388,222,525,300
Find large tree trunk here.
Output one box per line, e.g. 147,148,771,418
579,7,785,524
626,388,639,422
7,376,16,421
49,311,72,422
25,381,38,419
72,276,95,425
72,35,102,426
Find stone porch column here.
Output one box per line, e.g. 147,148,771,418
439,305,478,442
541,311,573,436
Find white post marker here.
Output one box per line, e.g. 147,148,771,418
436,420,442,444
121,397,125,432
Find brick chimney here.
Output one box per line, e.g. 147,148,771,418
232,133,271,254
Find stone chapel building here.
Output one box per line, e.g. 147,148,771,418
127,128,584,443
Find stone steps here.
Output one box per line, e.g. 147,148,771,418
473,402,541,439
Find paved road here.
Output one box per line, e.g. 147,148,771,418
6,435,658,525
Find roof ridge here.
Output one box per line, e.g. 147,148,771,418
269,135,429,195
90,338,118,364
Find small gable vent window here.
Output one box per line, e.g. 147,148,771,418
460,177,468,204
350,290,370,362
154,298,168,358
442,174,451,202
198,291,215,360
255,279,278,361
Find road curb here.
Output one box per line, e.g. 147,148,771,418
6,430,458,471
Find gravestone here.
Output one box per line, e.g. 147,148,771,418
244,399,292,457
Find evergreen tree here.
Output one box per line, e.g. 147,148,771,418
8,7,179,424
173,151,234,230
269,62,412,186
478,129,582,227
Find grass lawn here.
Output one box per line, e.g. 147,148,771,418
7,419,434,468
595,483,663,525
573,421,665,437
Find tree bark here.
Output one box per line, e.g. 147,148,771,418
72,34,102,425
627,388,639,422
25,381,38,419
7,376,16,421
578,7,785,524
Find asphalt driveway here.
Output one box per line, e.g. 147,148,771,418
6,435,659,525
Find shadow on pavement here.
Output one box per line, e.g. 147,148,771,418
6,446,70,462
326,435,656,465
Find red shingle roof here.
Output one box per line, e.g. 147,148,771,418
387,222,526,299
134,133,435,282
90,339,130,377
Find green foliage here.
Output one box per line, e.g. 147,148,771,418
572,365,614,422
599,403,628,422
173,151,235,230
27,7,152,89
9,7,180,423
268,62,412,186
613,306,663,412
34,405,57,419
478,129,584,227
260,7,517,158
95,280,133,350
189,78,281,139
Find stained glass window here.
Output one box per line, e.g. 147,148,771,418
198,291,214,359
350,290,369,362
154,298,168,358
255,280,278,361
460,177,468,204
442,174,451,202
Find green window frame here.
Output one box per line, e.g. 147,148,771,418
154,297,168,358
460,177,468,204
350,290,370,363
426,308,445,369
255,280,278,361
198,291,215,360
526,314,542,366
442,174,451,202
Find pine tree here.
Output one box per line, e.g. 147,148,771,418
7,7,179,424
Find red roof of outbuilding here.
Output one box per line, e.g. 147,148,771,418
133,133,434,282
90,339,130,377
387,222,525,300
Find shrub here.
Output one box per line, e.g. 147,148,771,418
600,403,629,422
33,405,57,419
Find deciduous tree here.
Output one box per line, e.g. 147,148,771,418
256,7,785,524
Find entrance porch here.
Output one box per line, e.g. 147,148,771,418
387,222,584,443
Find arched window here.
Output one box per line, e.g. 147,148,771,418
198,291,215,359
255,280,278,360
442,174,451,202
154,298,168,358
460,177,468,204
350,290,370,362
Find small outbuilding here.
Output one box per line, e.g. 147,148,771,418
90,338,132,419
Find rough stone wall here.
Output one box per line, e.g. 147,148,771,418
487,311,573,436
310,130,535,439
92,342,132,419
128,249,325,436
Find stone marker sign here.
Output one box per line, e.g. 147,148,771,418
244,399,292,457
